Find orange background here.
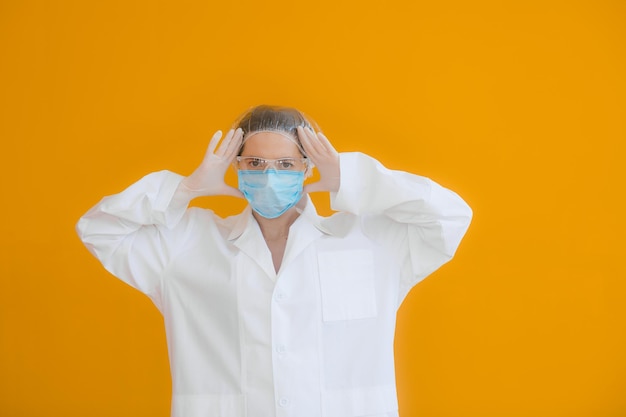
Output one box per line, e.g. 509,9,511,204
1,1,625,416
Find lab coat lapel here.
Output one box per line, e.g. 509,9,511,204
229,207,277,281
281,198,329,269
281,218,322,270
227,199,336,278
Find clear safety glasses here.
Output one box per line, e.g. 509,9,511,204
235,156,309,172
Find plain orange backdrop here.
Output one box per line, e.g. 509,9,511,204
1,1,625,416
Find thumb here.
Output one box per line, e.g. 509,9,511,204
221,185,245,199
303,181,325,194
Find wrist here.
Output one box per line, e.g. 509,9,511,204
175,181,202,202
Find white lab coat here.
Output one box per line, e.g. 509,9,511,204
76,152,472,417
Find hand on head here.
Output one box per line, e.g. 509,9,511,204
298,126,340,194
180,128,244,199
180,124,341,201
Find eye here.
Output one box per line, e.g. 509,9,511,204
249,158,265,169
277,159,295,169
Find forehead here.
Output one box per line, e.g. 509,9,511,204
240,132,303,158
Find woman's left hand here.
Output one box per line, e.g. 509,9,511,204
298,126,340,193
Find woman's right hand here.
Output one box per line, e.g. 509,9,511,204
179,128,244,199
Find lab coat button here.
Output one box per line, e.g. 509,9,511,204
275,292,286,301
276,344,286,355
278,397,289,407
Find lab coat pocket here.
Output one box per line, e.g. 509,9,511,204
318,249,377,322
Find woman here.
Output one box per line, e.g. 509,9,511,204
77,105,473,417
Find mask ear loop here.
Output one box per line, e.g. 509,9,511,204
303,158,315,179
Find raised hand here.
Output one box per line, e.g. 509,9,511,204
298,126,340,194
179,128,244,199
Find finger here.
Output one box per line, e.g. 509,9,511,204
301,129,330,169
306,127,330,156
215,129,235,158
207,130,223,155
222,128,243,161
202,130,225,166
298,126,323,157
316,132,337,154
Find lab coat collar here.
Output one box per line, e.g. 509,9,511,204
226,196,349,280
226,195,336,242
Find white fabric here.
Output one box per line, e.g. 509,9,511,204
76,152,472,417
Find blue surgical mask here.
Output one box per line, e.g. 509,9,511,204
238,169,305,219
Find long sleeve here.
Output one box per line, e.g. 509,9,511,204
331,152,473,299
76,170,189,303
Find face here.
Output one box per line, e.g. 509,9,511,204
236,132,309,219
